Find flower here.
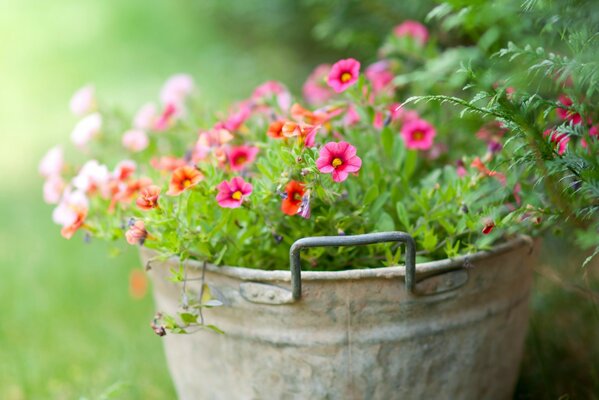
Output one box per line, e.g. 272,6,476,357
267,120,286,139
167,166,204,196
72,160,110,194
281,181,306,216
316,141,362,182
343,104,361,127
193,129,234,162
303,64,334,105
122,129,149,152
71,112,102,147
160,74,194,106
154,103,178,131
543,129,569,155
39,146,63,178
393,20,429,45
69,85,96,116
52,190,89,239
126,220,148,245
133,103,158,130
216,176,252,208
482,219,495,235
227,145,259,171
365,61,394,95
136,185,161,210
150,156,187,172
252,81,291,111
113,160,137,181
400,118,436,150
43,175,65,204
556,95,582,125
282,122,319,148
327,58,361,93
129,269,148,299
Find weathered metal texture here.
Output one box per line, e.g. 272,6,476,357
143,235,539,400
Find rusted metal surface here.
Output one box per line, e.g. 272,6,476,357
143,235,538,400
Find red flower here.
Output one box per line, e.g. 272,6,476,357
136,185,161,211
556,95,582,125
281,181,306,216
167,166,204,196
482,219,495,235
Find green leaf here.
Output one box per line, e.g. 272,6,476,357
205,324,225,335
179,312,198,325
375,212,395,232
381,127,394,158
395,202,411,229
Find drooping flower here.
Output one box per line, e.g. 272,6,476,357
543,129,569,155
365,60,394,95
136,185,161,211
327,58,361,93
556,95,582,125
393,20,429,45
215,176,252,208
122,129,149,152
316,141,362,182
481,219,496,235
38,146,64,178
400,118,436,150
52,190,89,239
71,112,102,147
69,85,96,116
166,166,204,196
126,220,148,245
227,145,259,171
133,103,158,130
160,74,194,106
303,64,334,105
281,181,306,216
267,120,286,139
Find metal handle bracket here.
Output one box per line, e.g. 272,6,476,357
289,231,416,300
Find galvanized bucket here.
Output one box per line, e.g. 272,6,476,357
143,232,538,400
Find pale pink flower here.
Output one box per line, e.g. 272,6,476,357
160,74,194,106
343,104,361,127
122,129,149,152
316,141,362,182
69,85,96,116
72,160,110,193
38,146,64,178
391,104,420,123
133,103,158,130
126,220,149,245
52,189,89,239
252,81,292,111
215,176,253,208
71,112,102,147
327,58,361,93
193,129,234,162
393,20,429,45
400,118,436,150
43,175,65,204
303,64,334,105
365,61,394,94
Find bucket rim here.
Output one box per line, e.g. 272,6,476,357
142,235,534,282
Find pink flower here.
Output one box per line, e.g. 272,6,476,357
72,160,110,194
43,175,65,204
154,103,178,131
193,129,234,162
365,61,394,94
227,145,259,171
400,118,436,150
136,185,161,211
71,112,102,147
303,64,334,105
113,160,137,181
391,104,420,123
52,189,89,239
160,74,194,106
126,220,149,245
316,141,362,182
133,103,158,130
393,20,429,45
456,160,467,178
343,104,361,127
543,129,569,155
217,102,252,132
39,146,64,178
327,58,361,93
122,129,149,152
69,85,96,116
216,176,252,208
556,95,582,125
252,81,291,111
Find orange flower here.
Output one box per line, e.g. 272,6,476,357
281,181,306,216
267,120,286,139
136,185,161,210
129,269,148,299
290,103,328,125
167,166,204,196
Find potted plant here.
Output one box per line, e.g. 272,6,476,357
40,21,551,400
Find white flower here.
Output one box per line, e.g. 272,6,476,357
43,175,65,204
69,85,96,116
71,113,102,147
122,129,149,152
38,146,63,178
160,74,194,106
133,103,158,130
72,159,110,192
52,189,89,227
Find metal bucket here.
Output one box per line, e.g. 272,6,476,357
143,232,538,400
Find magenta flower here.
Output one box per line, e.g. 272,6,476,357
393,20,429,45
327,58,361,93
216,176,252,208
365,61,394,95
400,118,436,150
543,129,569,155
316,142,362,182
556,95,583,125
227,145,259,171
303,64,334,105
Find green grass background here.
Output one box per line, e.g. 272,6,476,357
0,1,597,399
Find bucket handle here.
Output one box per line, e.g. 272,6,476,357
289,231,416,300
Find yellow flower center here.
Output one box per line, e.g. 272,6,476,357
332,158,343,168
293,192,302,201
183,179,192,188
235,156,247,165
412,131,424,141
340,72,352,83
231,191,242,200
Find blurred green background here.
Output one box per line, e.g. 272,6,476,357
0,0,597,399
